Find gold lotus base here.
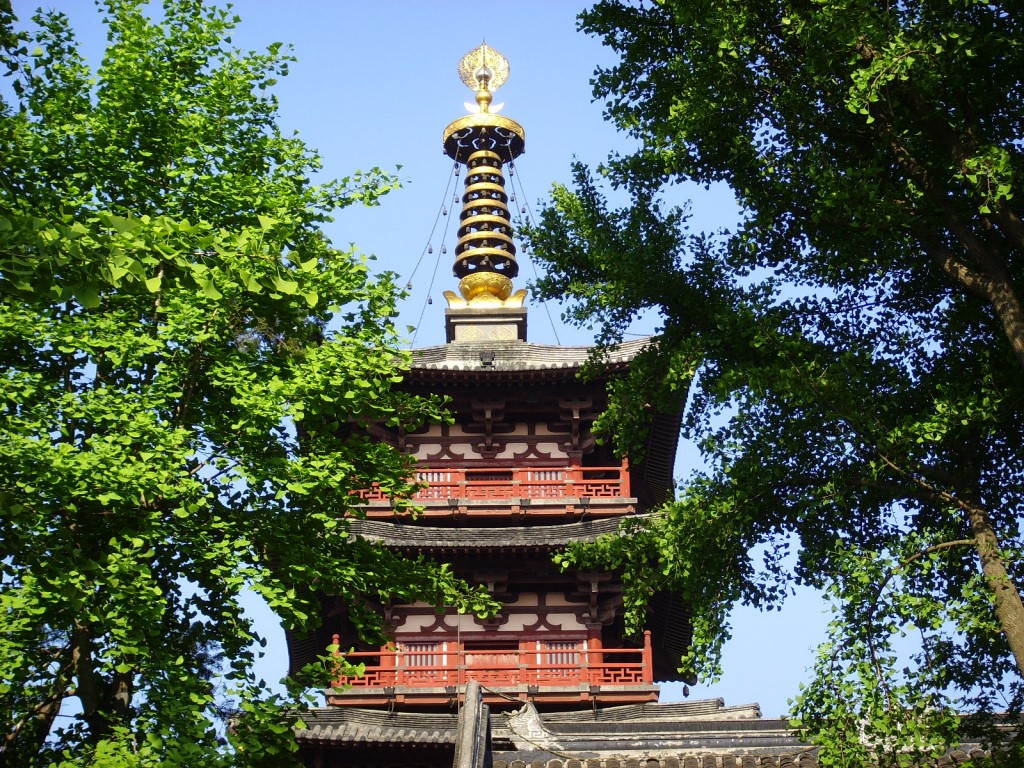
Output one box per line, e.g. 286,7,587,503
462,272,512,301
444,273,527,308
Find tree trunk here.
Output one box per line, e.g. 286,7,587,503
978,269,1024,374
967,501,1024,677
928,240,1024,373
71,622,110,742
878,87,1024,373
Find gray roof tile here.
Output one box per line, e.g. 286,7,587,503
295,698,989,767
347,517,630,549
410,339,652,374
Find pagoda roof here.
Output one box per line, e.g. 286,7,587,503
346,516,627,551
343,515,692,686
297,705,461,746
293,696,988,767
407,338,652,379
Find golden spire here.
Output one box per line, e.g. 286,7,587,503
443,44,527,309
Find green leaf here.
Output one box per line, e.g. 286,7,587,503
74,283,101,309
196,275,223,299
273,276,298,295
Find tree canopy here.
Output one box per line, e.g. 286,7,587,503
528,1,1024,764
0,1,494,765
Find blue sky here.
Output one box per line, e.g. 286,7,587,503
15,0,829,718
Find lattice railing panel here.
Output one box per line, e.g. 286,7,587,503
333,640,652,690
357,464,631,502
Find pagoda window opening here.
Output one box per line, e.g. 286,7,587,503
537,638,581,666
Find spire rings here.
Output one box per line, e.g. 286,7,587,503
443,118,525,164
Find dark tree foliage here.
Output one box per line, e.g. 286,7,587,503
527,1,1024,764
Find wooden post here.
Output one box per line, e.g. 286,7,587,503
585,624,602,685
380,642,396,685
642,630,653,684
330,634,343,685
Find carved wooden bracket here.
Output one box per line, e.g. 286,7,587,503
472,571,510,598
556,396,595,457
465,397,510,458
574,572,622,625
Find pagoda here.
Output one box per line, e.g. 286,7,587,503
288,41,688,711
291,45,845,768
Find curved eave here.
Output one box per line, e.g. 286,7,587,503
292,698,989,768
406,338,652,381
637,409,685,509
347,516,628,551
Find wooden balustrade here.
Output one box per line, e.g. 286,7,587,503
358,464,631,503
332,633,653,690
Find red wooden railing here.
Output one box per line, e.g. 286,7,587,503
358,464,630,502
332,632,653,690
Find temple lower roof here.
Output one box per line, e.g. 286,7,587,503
293,693,988,767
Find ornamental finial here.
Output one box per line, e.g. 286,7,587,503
442,44,527,311
458,43,510,113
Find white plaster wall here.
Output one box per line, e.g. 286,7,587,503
405,424,571,461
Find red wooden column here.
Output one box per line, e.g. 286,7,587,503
331,633,344,687
642,630,654,684
380,641,397,685
586,623,603,685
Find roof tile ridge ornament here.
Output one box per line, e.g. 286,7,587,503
442,43,528,311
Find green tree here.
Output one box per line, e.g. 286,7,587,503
0,2,495,765
528,0,1024,763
